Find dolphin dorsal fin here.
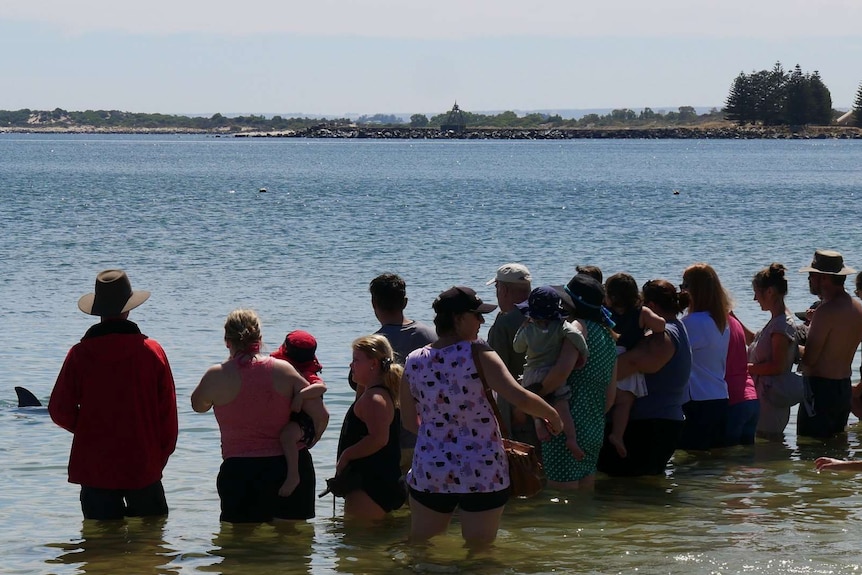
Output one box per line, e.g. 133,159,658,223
15,387,42,407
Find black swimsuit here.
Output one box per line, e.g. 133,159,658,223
335,386,406,512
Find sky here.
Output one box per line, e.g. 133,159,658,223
3,0,862,117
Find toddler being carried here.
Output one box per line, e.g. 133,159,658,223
271,330,327,496
513,286,589,460
604,273,665,458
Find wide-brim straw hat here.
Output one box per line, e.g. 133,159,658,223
77,269,150,316
799,249,856,276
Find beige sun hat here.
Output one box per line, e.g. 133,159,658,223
798,249,857,276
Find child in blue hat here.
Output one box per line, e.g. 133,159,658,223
514,286,589,459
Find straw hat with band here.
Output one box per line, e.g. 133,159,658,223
77,269,150,316
799,250,857,276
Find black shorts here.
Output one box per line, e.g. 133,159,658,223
797,376,852,438
80,480,168,520
678,398,728,451
408,487,509,514
598,417,684,477
361,474,407,512
217,450,315,523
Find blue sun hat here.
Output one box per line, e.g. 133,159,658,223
516,285,565,321
552,274,616,328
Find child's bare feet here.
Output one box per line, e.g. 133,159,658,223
566,437,585,460
535,418,551,442
278,473,300,497
608,434,627,458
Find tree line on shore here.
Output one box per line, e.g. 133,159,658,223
2,66,860,132
0,106,730,131
726,62,840,126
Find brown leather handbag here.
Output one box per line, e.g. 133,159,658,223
472,344,545,498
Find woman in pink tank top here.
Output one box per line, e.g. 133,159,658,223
191,309,329,522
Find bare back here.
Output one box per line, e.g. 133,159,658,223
192,356,305,412
803,292,862,379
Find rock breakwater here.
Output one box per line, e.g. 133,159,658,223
235,125,862,140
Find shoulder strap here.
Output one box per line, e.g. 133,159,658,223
471,343,512,439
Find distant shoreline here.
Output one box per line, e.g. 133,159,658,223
2,125,861,139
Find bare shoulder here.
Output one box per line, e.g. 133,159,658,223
270,357,305,394
271,357,301,377
819,294,862,321
473,340,493,353
356,387,394,418
193,361,236,410
363,387,393,407
201,361,230,383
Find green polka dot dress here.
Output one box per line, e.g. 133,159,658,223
541,320,617,482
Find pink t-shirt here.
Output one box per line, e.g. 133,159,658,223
725,315,757,405
214,356,293,458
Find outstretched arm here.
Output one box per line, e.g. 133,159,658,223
815,457,862,472
476,345,563,435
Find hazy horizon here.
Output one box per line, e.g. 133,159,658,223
3,1,861,114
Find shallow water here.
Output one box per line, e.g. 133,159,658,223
1,135,861,574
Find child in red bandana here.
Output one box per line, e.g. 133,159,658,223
272,330,327,496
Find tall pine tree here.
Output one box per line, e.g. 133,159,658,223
808,71,833,125
784,64,812,125
760,62,788,126
725,73,754,124
724,63,834,126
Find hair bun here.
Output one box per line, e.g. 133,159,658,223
768,262,786,278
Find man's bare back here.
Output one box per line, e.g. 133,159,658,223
802,290,862,379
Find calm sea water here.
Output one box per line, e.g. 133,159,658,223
1,134,862,574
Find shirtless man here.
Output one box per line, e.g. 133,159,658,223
798,250,862,438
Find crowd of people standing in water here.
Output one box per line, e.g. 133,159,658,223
46,249,862,548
